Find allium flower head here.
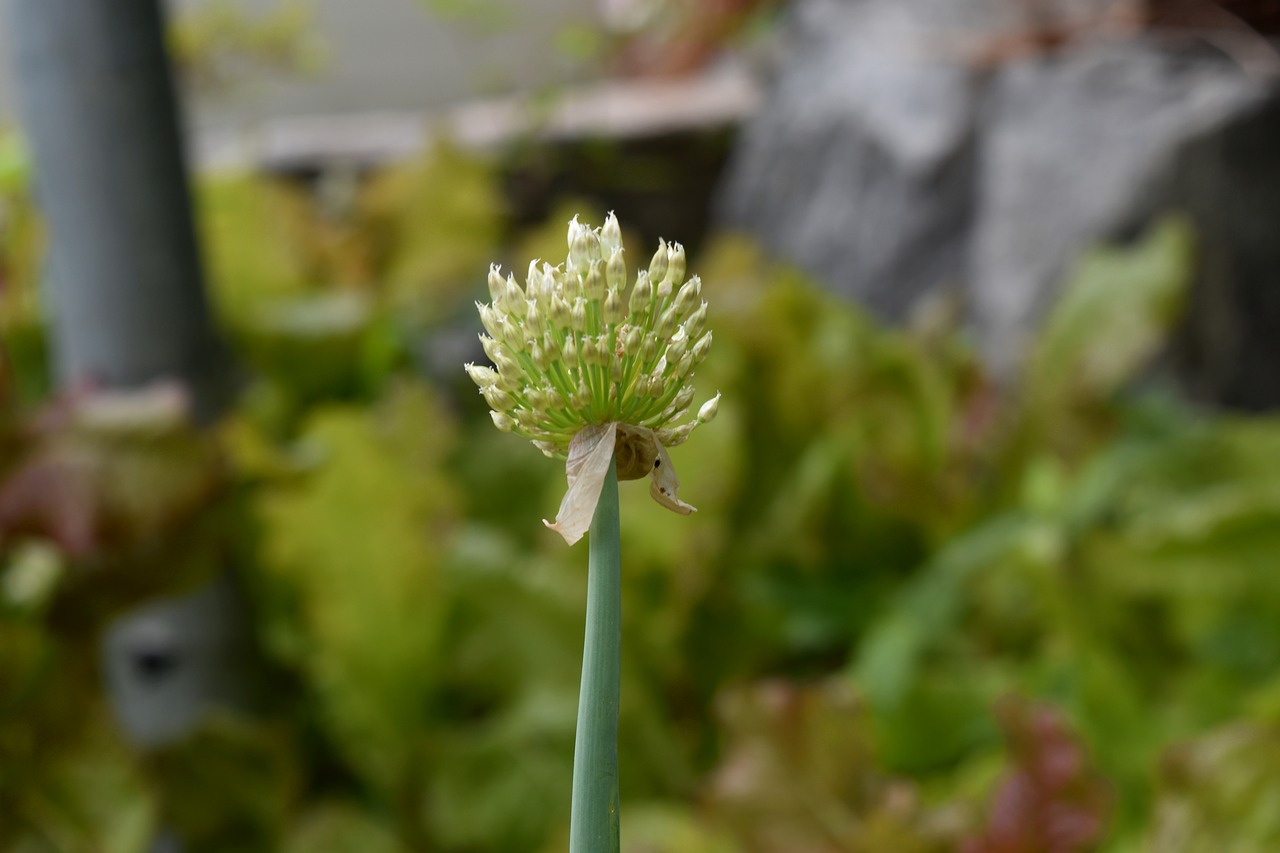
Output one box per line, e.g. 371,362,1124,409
466,213,720,543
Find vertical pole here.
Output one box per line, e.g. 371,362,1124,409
7,0,231,420
7,0,251,769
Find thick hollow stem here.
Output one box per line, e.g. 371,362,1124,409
569,456,621,853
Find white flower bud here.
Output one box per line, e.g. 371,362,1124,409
570,222,591,270
666,333,688,362
488,263,505,303
525,298,544,337
571,298,587,332
545,386,565,410
697,392,721,424
584,260,605,302
610,359,624,383
572,381,591,410
673,385,695,410
657,422,696,447
602,211,622,254
657,305,680,338
477,302,502,339
581,335,599,365
480,334,503,363
603,287,626,325
491,410,515,431
531,340,550,372
676,352,693,378
482,385,515,411
686,302,708,338
465,362,499,389
505,275,527,318
691,330,713,363
665,242,686,289
550,293,571,328
562,335,579,366
648,239,669,283
673,278,697,315
629,271,652,316
606,248,626,293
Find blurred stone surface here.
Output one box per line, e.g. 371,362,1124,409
717,0,1280,407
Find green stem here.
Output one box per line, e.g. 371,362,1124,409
569,456,621,853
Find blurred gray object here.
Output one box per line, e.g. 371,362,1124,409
718,0,1280,407
8,0,255,770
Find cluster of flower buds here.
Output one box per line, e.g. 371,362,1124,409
467,213,719,457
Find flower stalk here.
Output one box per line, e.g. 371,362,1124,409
468,214,720,848
570,456,621,853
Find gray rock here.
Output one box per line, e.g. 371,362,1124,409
971,40,1269,378
717,0,1280,406
717,0,991,318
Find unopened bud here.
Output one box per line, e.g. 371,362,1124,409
545,386,565,410
505,275,527,317
570,223,591,270
676,352,693,378
562,335,579,366
465,362,499,389
629,272,652,315
673,278,697,315
657,423,696,447
610,359,624,383
624,325,643,354
657,305,680,337
488,263,505,303
686,302,708,338
572,381,591,410
491,411,515,432
603,287,626,324
648,239,669,283
531,340,550,372
665,242,686,289
673,385,695,410
602,211,622,254
666,333,688,362
571,298,587,332
606,248,626,293
691,330,713,364
581,336,599,365
550,294,571,328
480,334,503,363
584,260,605,301
697,392,721,424
525,299,544,337
477,302,502,339
482,386,515,411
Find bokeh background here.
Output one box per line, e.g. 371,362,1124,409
3,1,1280,851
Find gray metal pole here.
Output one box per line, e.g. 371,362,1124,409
7,0,253,776
8,0,232,420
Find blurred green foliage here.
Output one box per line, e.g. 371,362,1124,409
4,139,1280,853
